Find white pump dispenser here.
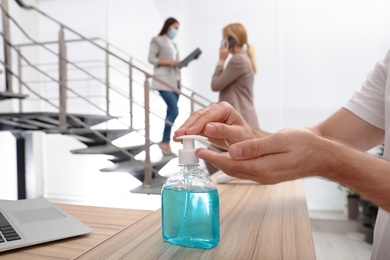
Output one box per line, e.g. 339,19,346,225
177,135,207,165
161,135,220,249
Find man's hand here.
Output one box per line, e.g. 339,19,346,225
196,128,333,184
174,102,261,149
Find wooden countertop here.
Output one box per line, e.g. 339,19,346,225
0,203,151,259
76,173,315,259
0,172,315,259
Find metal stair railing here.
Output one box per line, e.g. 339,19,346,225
1,39,164,183
7,4,213,134
0,57,149,172
1,0,213,189
14,37,212,125
12,0,211,110
91,36,213,114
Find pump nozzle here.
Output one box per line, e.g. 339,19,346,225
177,135,208,165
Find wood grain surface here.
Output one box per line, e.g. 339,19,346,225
76,174,315,260
0,203,151,259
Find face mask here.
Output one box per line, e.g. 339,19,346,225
220,39,226,46
168,28,178,39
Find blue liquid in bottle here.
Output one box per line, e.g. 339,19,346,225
162,186,220,248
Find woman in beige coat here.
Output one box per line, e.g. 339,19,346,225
211,23,259,129
148,17,181,155
206,23,259,174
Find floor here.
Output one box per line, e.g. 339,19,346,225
310,210,372,260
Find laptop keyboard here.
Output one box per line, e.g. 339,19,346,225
0,212,21,243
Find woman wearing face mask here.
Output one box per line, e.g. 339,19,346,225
148,17,181,155
211,23,259,129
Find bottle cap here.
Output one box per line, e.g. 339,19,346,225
177,135,208,165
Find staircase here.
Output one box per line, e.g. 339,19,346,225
0,0,211,197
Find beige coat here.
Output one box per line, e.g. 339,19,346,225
211,49,259,128
148,35,180,91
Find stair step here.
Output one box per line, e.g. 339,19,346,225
101,154,175,174
0,118,39,130
14,118,58,129
107,144,146,161
0,112,116,131
100,159,146,173
130,174,167,195
0,91,28,100
68,113,116,127
70,143,145,157
152,155,175,171
72,129,132,144
36,116,61,126
46,128,133,143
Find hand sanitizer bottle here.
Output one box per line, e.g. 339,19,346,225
161,135,220,248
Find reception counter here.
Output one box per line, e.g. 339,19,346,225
1,171,315,259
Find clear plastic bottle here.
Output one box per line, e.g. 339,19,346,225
161,135,220,249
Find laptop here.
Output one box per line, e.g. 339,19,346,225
0,198,92,252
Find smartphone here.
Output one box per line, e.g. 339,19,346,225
228,36,236,49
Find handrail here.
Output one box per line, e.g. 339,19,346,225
1,8,122,106
4,0,213,188
14,0,32,9
84,37,215,107
13,37,211,131
12,0,206,105
0,31,107,114
15,35,214,107
13,0,213,106
14,37,101,47
5,5,194,137
0,55,160,177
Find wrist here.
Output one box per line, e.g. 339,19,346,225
316,137,360,181
317,138,340,179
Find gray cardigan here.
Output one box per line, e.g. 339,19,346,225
148,35,180,91
211,49,259,128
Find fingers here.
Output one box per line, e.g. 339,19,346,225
203,123,235,138
219,42,228,50
204,123,249,146
195,148,238,173
197,146,296,185
174,102,236,140
196,148,276,184
228,129,318,161
229,133,288,160
196,129,323,185
221,41,228,50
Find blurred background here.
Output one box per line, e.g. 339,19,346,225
1,0,390,212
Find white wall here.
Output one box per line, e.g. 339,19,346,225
275,0,390,209
0,0,40,200
0,132,17,199
3,0,390,210
136,0,387,212
181,0,390,211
